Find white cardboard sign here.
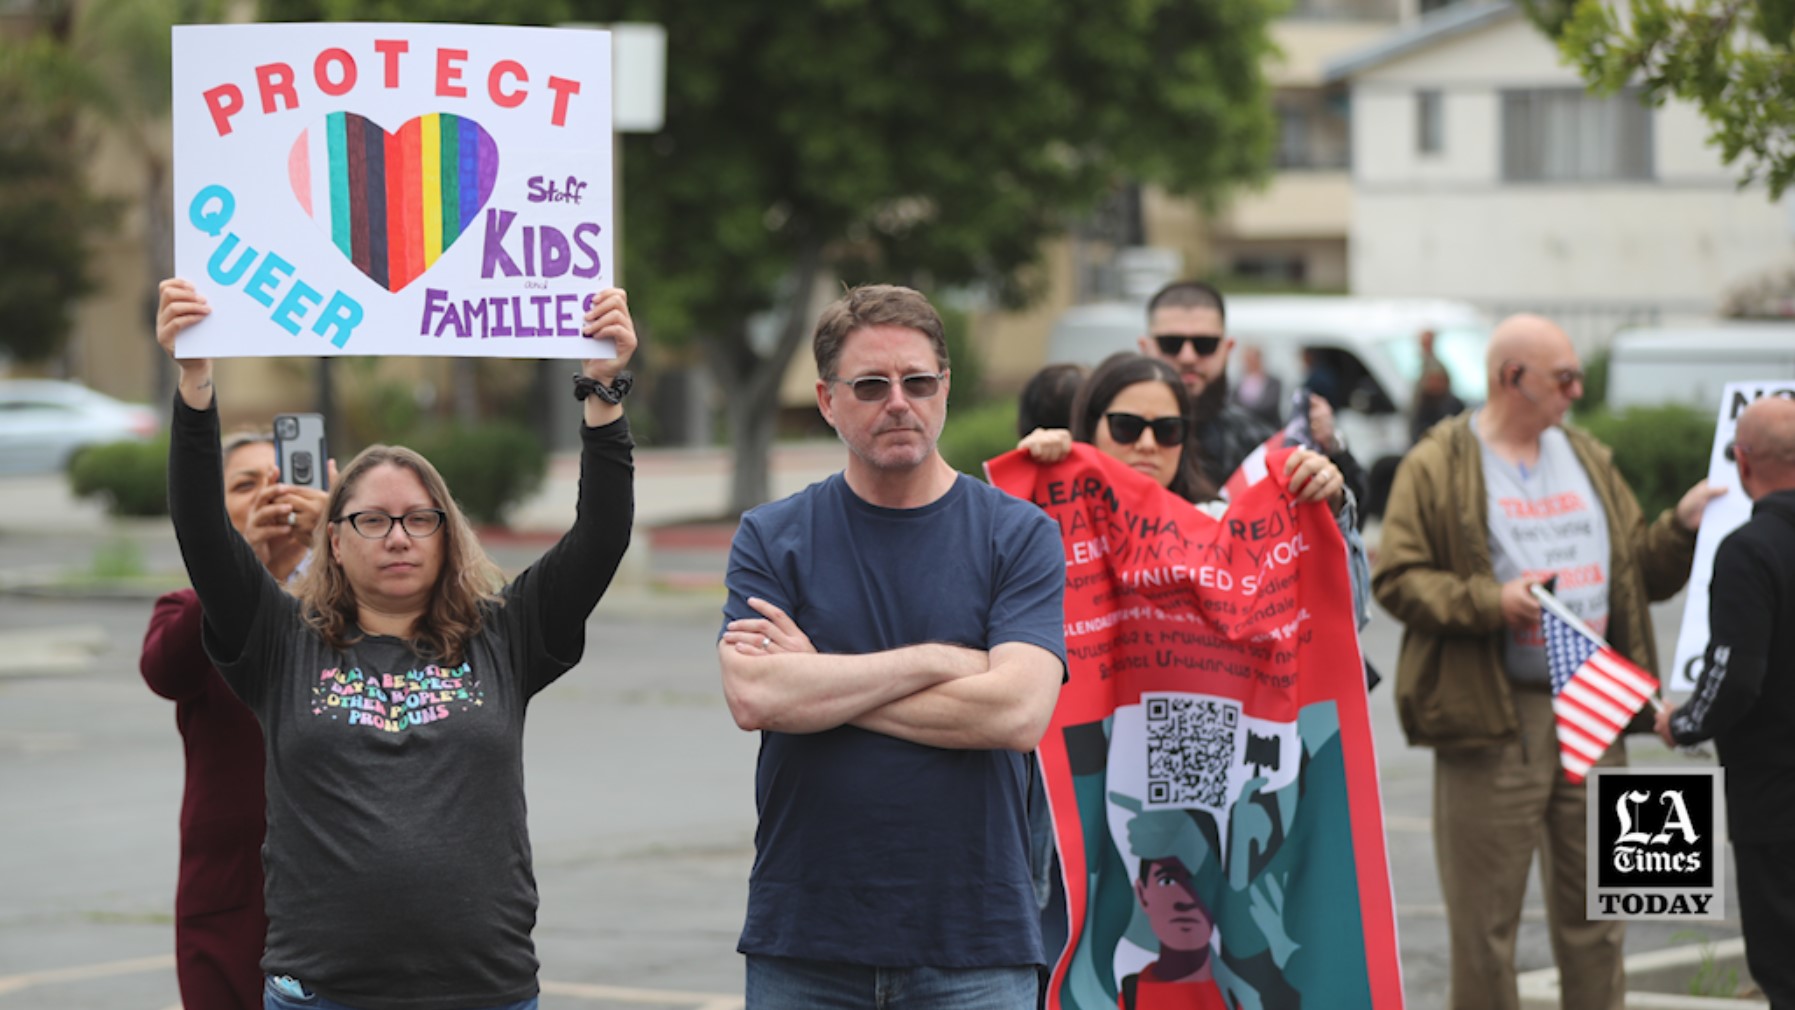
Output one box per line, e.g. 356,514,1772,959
1668,381,1795,691
171,22,613,358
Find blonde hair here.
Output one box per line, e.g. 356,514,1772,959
293,444,504,664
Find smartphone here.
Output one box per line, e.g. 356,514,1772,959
1286,386,1316,447
274,413,328,491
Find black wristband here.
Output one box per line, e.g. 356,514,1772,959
573,371,633,404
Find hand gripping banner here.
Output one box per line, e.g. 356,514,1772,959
987,445,1402,1010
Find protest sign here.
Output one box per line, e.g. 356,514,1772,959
1669,381,1795,691
988,445,1402,1010
171,22,613,358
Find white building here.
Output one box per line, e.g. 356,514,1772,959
1326,2,1793,347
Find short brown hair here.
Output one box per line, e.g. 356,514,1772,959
812,284,949,379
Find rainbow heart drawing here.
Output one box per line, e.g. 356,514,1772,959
288,112,499,292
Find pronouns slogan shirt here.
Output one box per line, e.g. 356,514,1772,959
312,660,482,731
1478,419,1612,685
214,580,567,1009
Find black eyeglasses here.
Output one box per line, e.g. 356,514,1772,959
1154,335,1223,358
1105,412,1187,447
333,509,447,539
832,372,946,402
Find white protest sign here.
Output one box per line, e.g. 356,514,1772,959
171,22,613,358
1667,381,1795,691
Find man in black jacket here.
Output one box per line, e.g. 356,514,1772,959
1658,394,1795,1009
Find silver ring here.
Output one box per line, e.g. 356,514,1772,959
761,636,771,650
287,512,298,526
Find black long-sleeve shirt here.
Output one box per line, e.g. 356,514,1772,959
1669,489,1795,842
168,393,633,1010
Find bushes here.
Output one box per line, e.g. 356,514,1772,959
939,397,1021,478
407,422,547,526
1574,404,1715,520
68,436,169,517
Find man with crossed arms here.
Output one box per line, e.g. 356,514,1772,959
719,284,1066,1009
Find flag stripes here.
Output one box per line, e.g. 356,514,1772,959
1536,585,1658,784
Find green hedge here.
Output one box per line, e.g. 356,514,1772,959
939,397,1021,478
1573,404,1714,520
407,422,547,526
68,437,169,517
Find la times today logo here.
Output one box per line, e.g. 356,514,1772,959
1587,768,1726,920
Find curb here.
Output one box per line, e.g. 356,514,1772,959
1518,938,1763,1009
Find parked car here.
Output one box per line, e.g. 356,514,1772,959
0,379,160,476
1606,323,1795,410
1045,295,1491,515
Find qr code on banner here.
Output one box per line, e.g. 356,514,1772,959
1144,694,1239,808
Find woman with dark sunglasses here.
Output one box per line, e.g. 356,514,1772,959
154,278,637,1010
1020,353,1349,513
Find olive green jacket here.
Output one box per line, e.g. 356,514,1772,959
1371,413,1697,749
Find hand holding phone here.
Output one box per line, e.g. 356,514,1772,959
274,413,328,492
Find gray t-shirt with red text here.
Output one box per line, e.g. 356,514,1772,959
1477,418,1611,685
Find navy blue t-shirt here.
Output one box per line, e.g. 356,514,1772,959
722,472,1067,967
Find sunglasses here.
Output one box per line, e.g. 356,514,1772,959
1726,441,1749,463
1154,335,1223,357
833,372,946,402
1105,412,1187,447
1512,363,1585,392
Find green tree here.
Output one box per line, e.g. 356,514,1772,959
266,0,1277,512
1545,0,1795,197
0,19,116,364
2,0,232,377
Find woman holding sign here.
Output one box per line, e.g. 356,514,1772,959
155,277,635,1010
1016,354,1373,1008
1022,352,1372,647
1020,353,1348,512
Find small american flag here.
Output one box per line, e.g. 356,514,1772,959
1537,587,1659,784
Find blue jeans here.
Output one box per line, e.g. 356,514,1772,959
745,955,1036,1010
264,977,538,1010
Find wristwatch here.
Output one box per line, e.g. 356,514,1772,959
573,371,633,404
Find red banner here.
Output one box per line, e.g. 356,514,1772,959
988,444,1402,1010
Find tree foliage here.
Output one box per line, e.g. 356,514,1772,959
265,0,1277,511
1547,0,1795,197
1,0,232,374
0,9,116,364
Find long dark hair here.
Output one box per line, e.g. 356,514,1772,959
1070,353,1218,503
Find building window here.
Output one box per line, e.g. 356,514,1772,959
1274,92,1352,170
1416,90,1443,155
1230,253,1308,285
1501,87,1653,182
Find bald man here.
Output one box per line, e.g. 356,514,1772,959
1372,314,1720,1010
1657,394,1795,1008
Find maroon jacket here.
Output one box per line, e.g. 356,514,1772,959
141,588,267,1010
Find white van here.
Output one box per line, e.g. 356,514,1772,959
1606,323,1795,410
1044,295,1491,510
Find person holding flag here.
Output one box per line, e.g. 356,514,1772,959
1372,313,1720,1010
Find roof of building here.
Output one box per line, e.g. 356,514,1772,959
1322,1,1521,82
